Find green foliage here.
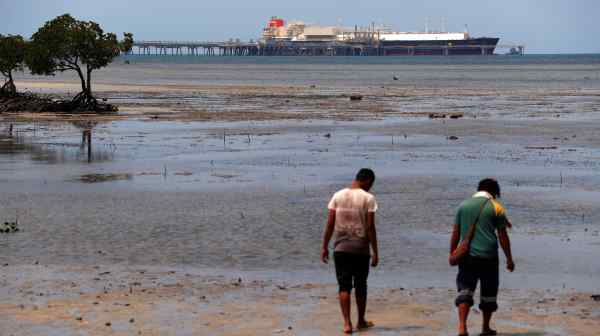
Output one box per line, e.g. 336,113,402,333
0,34,26,94
25,13,133,101
120,32,134,53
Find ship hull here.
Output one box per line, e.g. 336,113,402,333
380,37,500,56
258,37,500,56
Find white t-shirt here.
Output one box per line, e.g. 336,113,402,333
327,187,378,255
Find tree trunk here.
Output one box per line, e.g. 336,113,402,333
75,66,86,93
86,67,92,97
71,66,97,111
1,71,17,96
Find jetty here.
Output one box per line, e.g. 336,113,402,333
132,40,524,56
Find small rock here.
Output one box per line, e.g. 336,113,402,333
428,113,446,119
448,136,459,141
393,75,399,80
591,295,600,301
105,322,112,327
129,318,135,323
76,317,83,321
350,95,363,101
324,133,331,138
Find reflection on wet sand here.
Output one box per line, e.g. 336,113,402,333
0,122,115,164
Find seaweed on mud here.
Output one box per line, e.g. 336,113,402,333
75,173,132,183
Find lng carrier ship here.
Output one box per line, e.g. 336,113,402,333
132,17,521,57
260,17,501,56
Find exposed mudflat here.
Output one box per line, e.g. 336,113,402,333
1,58,600,334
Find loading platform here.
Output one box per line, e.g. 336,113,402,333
131,40,525,56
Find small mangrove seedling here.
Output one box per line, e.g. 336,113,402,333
0,221,19,233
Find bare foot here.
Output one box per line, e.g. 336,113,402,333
356,320,375,330
343,323,353,334
480,329,497,336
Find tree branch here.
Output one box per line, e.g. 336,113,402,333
56,65,77,72
64,56,79,67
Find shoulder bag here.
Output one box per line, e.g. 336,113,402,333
449,199,489,266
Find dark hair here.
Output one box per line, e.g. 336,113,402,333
356,168,375,183
478,178,501,198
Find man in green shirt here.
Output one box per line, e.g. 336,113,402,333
450,178,515,336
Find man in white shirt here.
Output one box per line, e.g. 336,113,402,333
321,168,379,334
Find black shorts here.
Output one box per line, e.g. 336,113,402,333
455,255,499,312
333,251,370,297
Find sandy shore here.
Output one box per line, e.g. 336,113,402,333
0,264,599,336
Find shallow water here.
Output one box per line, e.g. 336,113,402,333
1,117,600,291
3,56,600,290
15,54,600,89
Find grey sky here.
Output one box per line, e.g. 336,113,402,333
1,0,597,53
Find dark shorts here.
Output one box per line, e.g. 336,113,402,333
455,255,500,312
334,251,370,297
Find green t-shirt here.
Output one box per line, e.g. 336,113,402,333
455,193,507,259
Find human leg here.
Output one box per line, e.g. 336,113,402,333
354,254,373,329
458,303,471,336
456,257,478,335
481,310,495,335
334,252,354,333
479,258,499,335
339,291,353,333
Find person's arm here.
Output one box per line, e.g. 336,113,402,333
321,209,336,264
366,212,379,267
498,228,515,272
450,223,460,253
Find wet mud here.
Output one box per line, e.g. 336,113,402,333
1,59,600,334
